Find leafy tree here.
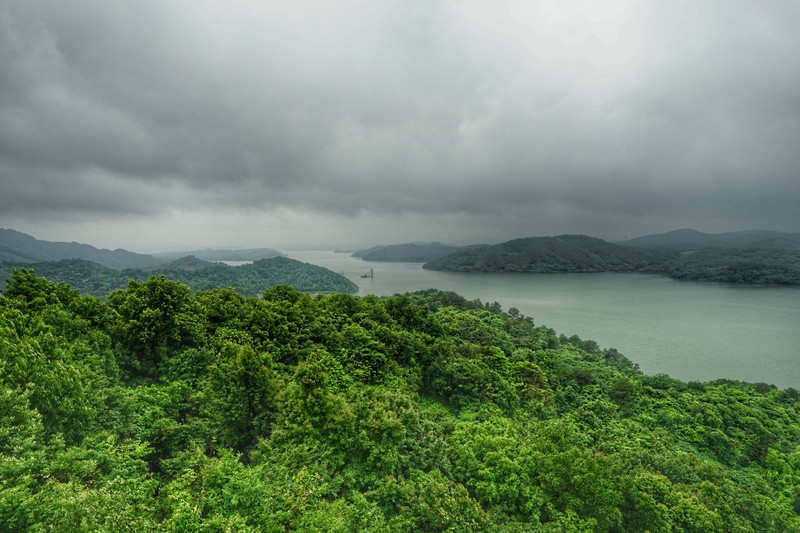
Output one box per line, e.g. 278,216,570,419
108,276,195,380
205,342,280,453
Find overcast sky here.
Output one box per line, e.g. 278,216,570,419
2,1,799,252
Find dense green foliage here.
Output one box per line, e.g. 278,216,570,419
654,249,800,285
0,257,358,297
423,235,673,273
2,271,800,531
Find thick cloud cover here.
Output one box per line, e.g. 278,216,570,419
2,0,799,250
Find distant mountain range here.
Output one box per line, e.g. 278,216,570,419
423,235,673,273
0,228,159,270
0,229,357,295
152,247,284,262
356,230,800,278
4,227,800,288
0,229,284,270
620,228,800,251
353,242,481,262
417,231,800,284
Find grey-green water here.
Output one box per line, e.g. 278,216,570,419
289,250,800,389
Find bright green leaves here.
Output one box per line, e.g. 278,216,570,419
0,387,44,458
205,343,279,453
2,274,800,531
449,413,546,520
374,469,487,532
109,276,195,381
3,267,79,309
0,432,157,532
426,341,518,413
0,306,100,445
338,322,392,384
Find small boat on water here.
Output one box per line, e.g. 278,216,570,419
361,268,374,278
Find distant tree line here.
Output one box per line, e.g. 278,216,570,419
652,248,800,285
0,256,357,297
422,235,800,285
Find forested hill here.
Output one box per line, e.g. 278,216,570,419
0,256,358,296
0,228,159,269
423,234,674,272
656,248,800,285
152,247,284,262
353,242,481,262
2,271,799,531
0,228,286,269
623,228,800,250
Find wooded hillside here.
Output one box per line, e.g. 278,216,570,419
2,271,799,531
0,257,358,297
423,235,673,273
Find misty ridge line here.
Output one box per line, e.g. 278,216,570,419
0,228,283,270
4,227,800,271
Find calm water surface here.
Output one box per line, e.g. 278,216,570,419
289,250,800,389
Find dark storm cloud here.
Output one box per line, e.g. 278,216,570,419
2,0,799,240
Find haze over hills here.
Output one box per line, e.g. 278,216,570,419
353,242,482,262
423,234,674,273
0,228,159,270
0,229,285,270
5,227,800,287
419,232,800,284
0,256,358,297
152,247,284,262
0,229,354,295
162,255,221,271
621,228,800,251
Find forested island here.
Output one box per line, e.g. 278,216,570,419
421,234,800,286
422,235,672,273
0,256,358,297
2,269,799,531
353,243,481,262
657,248,800,285
152,247,284,262
623,228,800,251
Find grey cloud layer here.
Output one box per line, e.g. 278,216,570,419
2,0,799,233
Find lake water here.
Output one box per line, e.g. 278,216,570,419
288,250,800,389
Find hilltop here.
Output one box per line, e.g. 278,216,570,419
163,255,221,271
0,228,286,270
353,242,481,262
0,256,358,297
0,228,159,269
152,247,284,262
423,234,673,273
419,232,800,285
622,228,800,251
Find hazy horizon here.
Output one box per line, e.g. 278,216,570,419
3,225,797,257
3,1,799,252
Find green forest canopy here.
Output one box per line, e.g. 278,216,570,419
1,269,799,531
0,256,358,297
